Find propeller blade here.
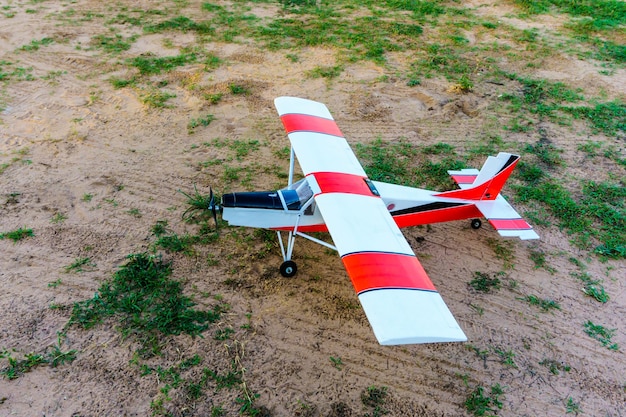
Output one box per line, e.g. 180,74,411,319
209,187,218,230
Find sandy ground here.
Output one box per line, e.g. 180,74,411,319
1,1,625,416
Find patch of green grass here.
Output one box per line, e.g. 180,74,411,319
561,101,626,136
465,384,505,417
144,16,214,34
109,76,136,89
91,34,137,53
514,176,626,259
514,0,626,30
68,253,226,357
524,140,565,167
155,233,198,255
583,320,619,351
18,37,53,51
129,53,197,75
356,138,418,185
231,139,260,160
0,227,34,242
139,89,176,108
469,271,502,293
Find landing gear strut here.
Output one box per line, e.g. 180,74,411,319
471,218,482,230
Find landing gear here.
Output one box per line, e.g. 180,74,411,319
280,260,298,278
471,218,482,230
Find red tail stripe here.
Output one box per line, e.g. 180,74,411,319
312,172,377,197
342,252,437,294
451,174,477,184
280,113,343,137
489,218,532,230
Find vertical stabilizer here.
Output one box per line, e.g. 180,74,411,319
436,153,519,201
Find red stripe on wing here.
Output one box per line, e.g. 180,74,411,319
489,218,532,230
342,252,437,294
280,113,344,137
312,172,378,197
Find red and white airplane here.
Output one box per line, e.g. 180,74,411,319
218,97,539,345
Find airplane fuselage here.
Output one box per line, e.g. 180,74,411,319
221,180,482,233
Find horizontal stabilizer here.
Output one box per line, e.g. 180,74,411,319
448,168,479,189
359,289,467,345
475,195,539,240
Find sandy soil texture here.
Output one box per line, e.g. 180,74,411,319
1,1,625,416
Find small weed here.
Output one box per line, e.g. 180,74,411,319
214,327,234,341
494,347,518,369
465,384,505,417
151,220,169,237
361,385,388,417
179,185,215,223
583,321,619,351
64,257,95,273
469,271,502,293
528,248,556,273
50,212,67,224
139,89,176,108
565,396,582,414
539,359,570,375
46,343,77,368
486,238,515,269
307,65,343,79
571,272,609,303
48,278,62,288
81,193,93,202
330,356,343,370
188,114,215,133
0,351,46,380
523,294,561,312
228,83,249,95
0,227,34,242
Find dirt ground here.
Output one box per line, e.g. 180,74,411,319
1,1,625,416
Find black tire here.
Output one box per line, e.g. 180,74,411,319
471,219,482,230
280,260,297,278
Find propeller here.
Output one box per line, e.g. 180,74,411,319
208,187,219,231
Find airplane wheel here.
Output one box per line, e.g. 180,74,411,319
280,260,297,278
471,219,482,230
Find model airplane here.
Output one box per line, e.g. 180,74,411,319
217,97,539,346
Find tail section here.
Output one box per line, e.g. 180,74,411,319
443,153,539,240
437,153,519,201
